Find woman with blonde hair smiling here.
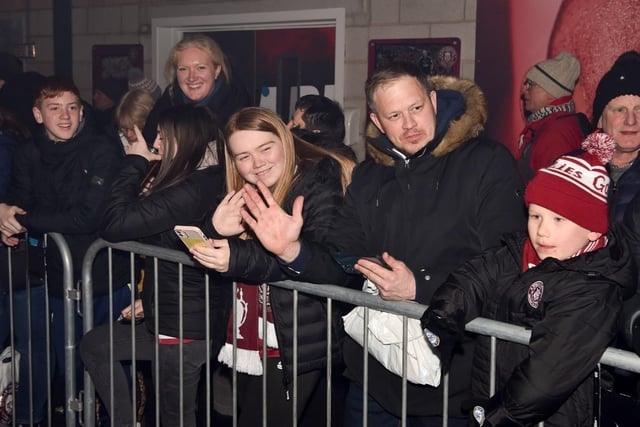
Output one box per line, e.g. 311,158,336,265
191,106,355,426
142,33,251,143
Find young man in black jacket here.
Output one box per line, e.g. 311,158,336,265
0,75,130,421
235,62,527,425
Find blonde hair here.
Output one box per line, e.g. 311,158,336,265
224,107,355,208
115,89,155,131
165,33,231,97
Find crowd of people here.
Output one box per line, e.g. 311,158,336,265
1,32,640,427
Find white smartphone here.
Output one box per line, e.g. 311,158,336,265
173,225,209,250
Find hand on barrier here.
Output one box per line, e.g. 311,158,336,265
0,202,26,242
420,309,461,373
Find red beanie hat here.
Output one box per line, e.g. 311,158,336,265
524,132,615,233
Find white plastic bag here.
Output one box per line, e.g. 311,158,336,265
0,346,20,424
342,280,441,386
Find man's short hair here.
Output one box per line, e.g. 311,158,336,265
365,62,433,114
294,95,345,142
34,76,81,108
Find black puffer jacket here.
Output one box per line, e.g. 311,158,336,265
143,74,251,143
101,155,231,352
426,229,635,426
3,116,129,297
607,158,640,225
290,76,527,417
206,156,349,384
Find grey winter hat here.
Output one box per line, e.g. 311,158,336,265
526,51,580,99
128,67,161,101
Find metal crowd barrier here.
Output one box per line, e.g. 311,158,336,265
0,232,76,427
3,235,640,426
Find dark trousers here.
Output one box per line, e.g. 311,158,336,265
343,382,468,427
236,358,322,427
50,285,131,393
0,284,48,424
80,321,208,427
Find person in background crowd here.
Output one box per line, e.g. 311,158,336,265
143,33,251,144
517,51,592,182
82,104,231,427
93,77,128,131
0,75,131,421
191,106,355,427
0,105,46,427
288,94,357,162
127,67,162,101
115,89,156,149
0,71,46,136
229,62,526,426
0,107,30,198
594,51,640,426
0,52,23,91
423,132,635,427
592,51,640,224
115,88,159,195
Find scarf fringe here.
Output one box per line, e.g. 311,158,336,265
217,343,263,376
258,317,279,348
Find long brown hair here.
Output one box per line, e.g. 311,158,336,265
224,107,354,207
145,104,224,196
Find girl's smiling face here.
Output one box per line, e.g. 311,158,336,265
228,129,285,188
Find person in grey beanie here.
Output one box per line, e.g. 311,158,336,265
127,67,162,101
516,51,593,183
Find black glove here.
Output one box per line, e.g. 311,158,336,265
420,308,462,373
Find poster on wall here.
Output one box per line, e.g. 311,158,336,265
367,38,461,78
92,44,143,101
202,27,335,120
476,0,640,155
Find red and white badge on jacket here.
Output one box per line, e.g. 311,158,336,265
527,281,544,309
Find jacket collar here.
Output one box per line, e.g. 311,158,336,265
366,75,489,165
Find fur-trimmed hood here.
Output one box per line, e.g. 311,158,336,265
366,75,489,165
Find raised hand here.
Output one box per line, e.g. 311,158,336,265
240,180,304,263
125,125,162,162
212,190,247,236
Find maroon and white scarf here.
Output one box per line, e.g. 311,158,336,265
217,282,279,375
522,235,608,272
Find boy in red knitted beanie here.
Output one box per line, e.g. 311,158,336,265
422,132,636,426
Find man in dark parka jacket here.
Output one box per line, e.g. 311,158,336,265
238,62,527,425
